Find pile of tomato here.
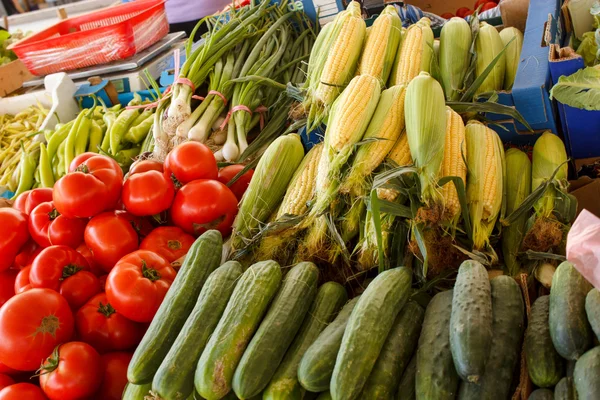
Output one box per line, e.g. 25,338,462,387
0,142,253,400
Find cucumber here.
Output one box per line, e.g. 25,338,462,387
574,346,600,399
298,297,360,393
122,382,152,400
152,261,243,400
449,260,493,383
524,296,564,387
458,276,525,400
361,301,424,399
554,377,577,400
416,290,459,400
397,354,417,400
586,288,600,341
232,262,319,399
195,260,282,400
263,282,348,400
128,230,223,384
549,261,594,360
528,389,554,400
316,393,332,400
331,267,413,400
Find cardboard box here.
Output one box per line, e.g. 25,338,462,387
570,176,600,218
0,59,33,97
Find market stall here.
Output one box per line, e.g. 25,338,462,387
0,0,599,399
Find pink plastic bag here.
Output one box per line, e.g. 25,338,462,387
567,209,600,289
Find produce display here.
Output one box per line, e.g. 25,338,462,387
0,1,598,400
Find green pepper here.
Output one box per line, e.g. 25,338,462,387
130,108,153,127
124,114,153,144
101,111,118,153
109,108,140,155
46,120,74,161
39,143,55,188
115,146,141,171
87,121,104,153
11,143,39,200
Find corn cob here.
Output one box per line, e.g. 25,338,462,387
358,5,402,85
499,27,524,90
465,121,505,250
393,18,434,86
388,129,413,167
357,211,395,271
340,84,407,197
230,134,305,255
404,72,447,207
305,22,336,92
532,132,569,219
475,22,506,96
388,27,407,86
439,17,472,101
502,148,531,276
440,107,467,224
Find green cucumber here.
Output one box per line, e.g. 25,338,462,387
458,276,525,400
232,262,319,399
152,261,243,400
361,301,424,399
122,382,152,400
554,377,577,400
397,354,417,400
195,260,282,400
528,389,553,400
263,282,348,400
550,261,593,360
449,260,493,383
574,346,600,399
416,290,459,400
331,267,413,400
128,230,223,384
316,392,332,400
586,288,600,341
524,296,564,387
298,297,360,393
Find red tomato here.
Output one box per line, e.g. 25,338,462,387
456,6,470,17
39,342,102,400
105,250,176,323
474,0,487,8
0,209,29,271
139,226,195,263
0,363,17,376
465,9,474,16
480,2,496,11
440,12,454,19
53,155,123,218
60,271,101,311
14,266,30,294
164,142,218,187
28,202,87,249
95,352,132,400
0,383,47,400
29,246,89,291
76,293,144,353
122,170,175,216
75,244,105,277
13,241,41,270
98,275,107,291
12,188,53,215
217,165,254,200
0,289,74,371
129,160,163,175
68,152,97,173
0,374,13,391
84,212,139,273
170,180,238,237
0,270,17,307
115,210,154,238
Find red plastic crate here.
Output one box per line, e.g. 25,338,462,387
9,0,169,76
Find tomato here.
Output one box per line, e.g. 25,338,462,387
68,152,97,173
75,244,104,277
456,6,470,17
464,9,474,16
0,208,29,272
170,180,238,237
0,289,74,371
122,170,175,216
440,12,454,18
98,275,107,291
164,141,218,187
139,226,195,263
0,383,47,400
0,270,17,307
480,2,496,11
474,0,487,8
0,374,13,391
106,250,176,323
217,165,254,200
115,210,154,238
95,352,132,400
76,293,144,353
129,160,163,175
13,241,41,270
84,212,139,273
39,342,102,400
12,188,53,215
28,202,87,249
0,364,17,376
61,271,101,311
14,266,30,294
53,154,123,218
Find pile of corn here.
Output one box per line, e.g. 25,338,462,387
227,2,573,281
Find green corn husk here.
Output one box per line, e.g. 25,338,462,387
501,148,532,276
475,22,506,96
440,17,472,101
532,132,569,219
499,27,524,90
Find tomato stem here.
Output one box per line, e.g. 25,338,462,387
48,208,60,221
167,240,182,250
141,260,161,282
170,173,183,189
98,301,116,318
61,264,82,280
76,165,90,174
34,346,60,377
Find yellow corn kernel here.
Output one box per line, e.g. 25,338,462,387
393,18,434,85
358,5,402,84
277,143,323,218
387,129,412,167
475,22,506,96
441,107,467,223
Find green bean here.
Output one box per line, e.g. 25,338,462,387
124,115,153,144
39,143,55,188
87,121,104,153
109,109,140,155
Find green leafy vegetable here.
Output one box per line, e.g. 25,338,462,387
549,65,600,110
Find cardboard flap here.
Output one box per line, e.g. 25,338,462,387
500,0,530,32
570,178,600,217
